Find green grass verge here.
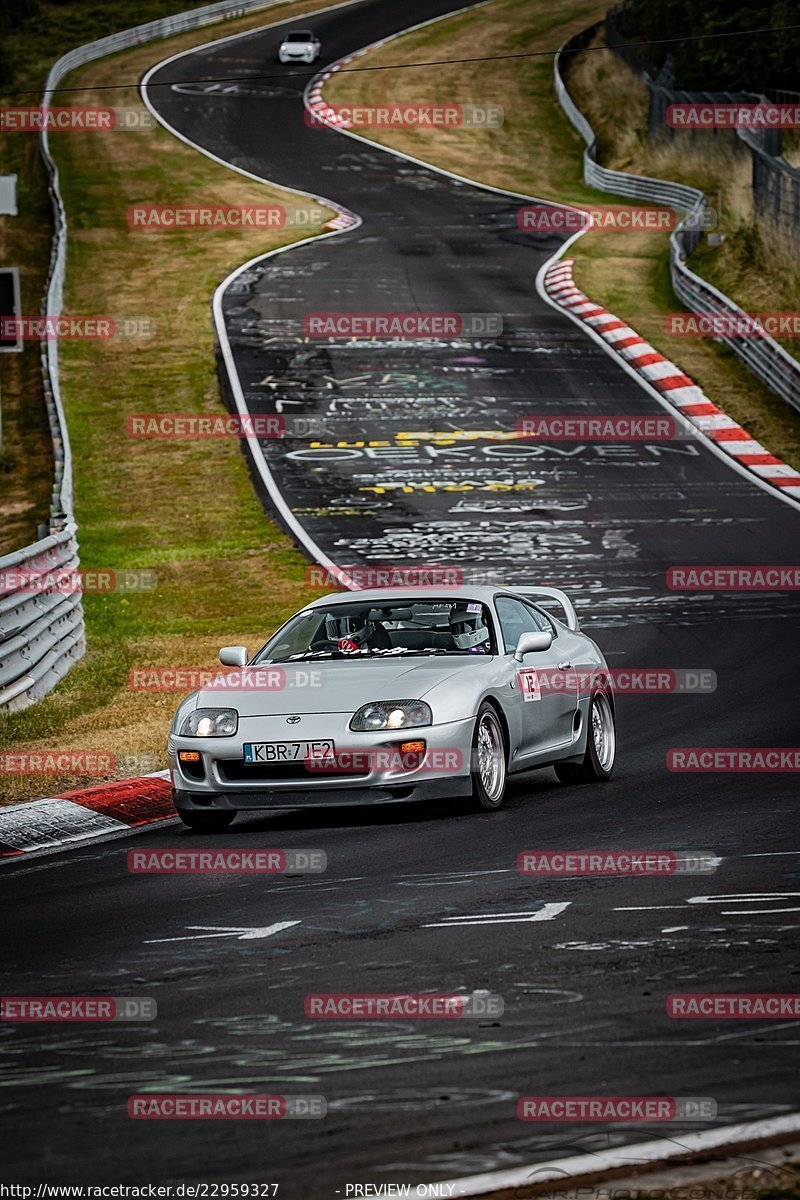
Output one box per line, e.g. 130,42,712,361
0,0,339,804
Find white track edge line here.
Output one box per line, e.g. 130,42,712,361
437,1112,800,1197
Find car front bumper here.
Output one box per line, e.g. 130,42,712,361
169,714,475,810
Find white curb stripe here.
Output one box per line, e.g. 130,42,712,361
720,440,768,456
0,799,127,851
640,359,687,380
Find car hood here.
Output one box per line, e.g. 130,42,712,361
194,658,480,716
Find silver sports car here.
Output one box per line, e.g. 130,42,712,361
168,585,616,830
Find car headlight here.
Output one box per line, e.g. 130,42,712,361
350,700,432,732
179,708,238,737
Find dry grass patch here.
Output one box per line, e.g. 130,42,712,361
0,0,340,804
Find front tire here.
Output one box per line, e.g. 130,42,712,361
177,809,235,833
555,690,615,784
470,703,507,810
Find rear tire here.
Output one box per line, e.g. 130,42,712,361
177,810,235,833
555,690,615,785
469,703,507,811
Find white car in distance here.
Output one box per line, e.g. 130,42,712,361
277,30,321,64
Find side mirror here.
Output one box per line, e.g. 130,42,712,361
514,630,552,662
219,645,248,668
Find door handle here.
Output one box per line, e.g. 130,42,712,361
558,661,572,670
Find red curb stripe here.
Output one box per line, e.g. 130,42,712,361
60,776,173,827
772,476,800,487
609,334,643,347
711,428,751,441
738,454,781,465
680,403,721,416
653,374,694,391
627,351,664,367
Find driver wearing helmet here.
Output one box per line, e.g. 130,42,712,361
448,604,491,653
323,612,391,652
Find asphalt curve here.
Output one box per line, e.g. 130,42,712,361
2,0,799,1193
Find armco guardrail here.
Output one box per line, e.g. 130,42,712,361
554,27,800,416
1,0,283,712
0,530,85,710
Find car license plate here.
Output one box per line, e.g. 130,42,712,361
243,739,334,764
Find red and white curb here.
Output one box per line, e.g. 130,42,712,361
544,259,800,500
306,54,368,231
306,42,387,132
0,772,174,860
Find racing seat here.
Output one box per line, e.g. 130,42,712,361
387,628,455,651
364,621,392,650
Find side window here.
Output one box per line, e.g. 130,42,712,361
495,597,548,653
522,602,554,634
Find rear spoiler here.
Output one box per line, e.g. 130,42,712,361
511,586,580,632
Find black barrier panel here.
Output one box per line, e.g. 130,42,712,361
0,268,21,350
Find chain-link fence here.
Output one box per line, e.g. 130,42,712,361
605,3,800,235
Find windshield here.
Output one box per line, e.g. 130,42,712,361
285,31,313,41
255,598,496,662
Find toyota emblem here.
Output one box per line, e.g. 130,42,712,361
286,715,301,725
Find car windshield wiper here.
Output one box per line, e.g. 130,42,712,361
262,647,490,663
264,650,351,663
371,647,483,657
